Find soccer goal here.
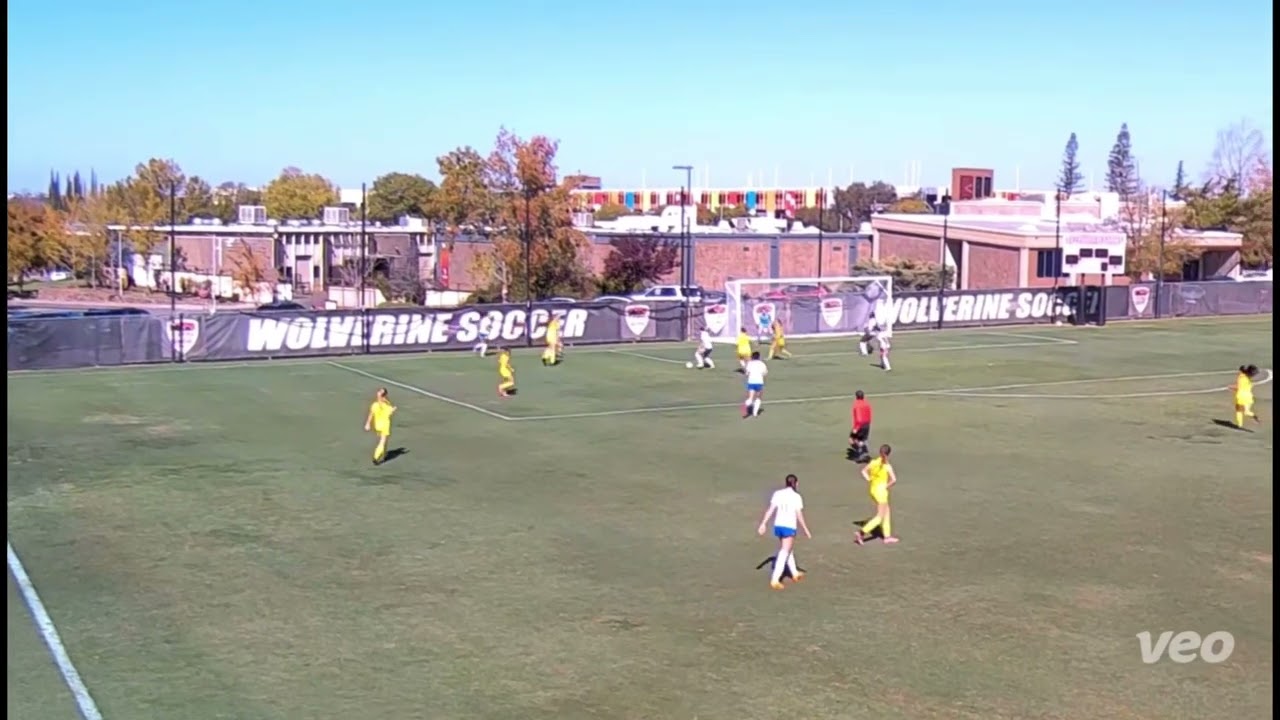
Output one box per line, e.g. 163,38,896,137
704,276,895,342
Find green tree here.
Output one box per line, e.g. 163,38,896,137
832,181,898,227
1057,132,1083,196
853,257,953,291
47,171,62,210
431,147,495,233
1182,164,1274,268
366,172,436,223
262,167,338,220
1172,160,1188,200
598,236,679,294
593,203,632,221
104,177,167,254
1106,123,1139,197
212,182,264,224
182,176,217,219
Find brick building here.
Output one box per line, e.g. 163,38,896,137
107,218,436,293
444,231,871,292
870,199,1244,289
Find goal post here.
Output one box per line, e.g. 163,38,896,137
703,276,894,342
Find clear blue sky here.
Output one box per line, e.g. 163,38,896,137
7,0,1274,193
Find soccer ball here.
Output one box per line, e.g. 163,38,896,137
686,362,694,369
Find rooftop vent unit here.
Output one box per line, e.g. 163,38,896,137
323,206,351,225
238,205,268,225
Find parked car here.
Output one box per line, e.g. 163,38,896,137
83,308,150,317
629,285,710,303
256,301,308,312
760,283,831,301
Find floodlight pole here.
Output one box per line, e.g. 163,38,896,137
935,195,951,331
524,188,533,346
1156,189,1168,319
673,165,694,338
169,183,178,318
360,182,368,310
817,188,825,278
1053,191,1062,291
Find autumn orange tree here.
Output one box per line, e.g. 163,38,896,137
7,198,66,290
437,129,592,302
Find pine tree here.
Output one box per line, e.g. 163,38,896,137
64,174,74,202
90,169,100,197
1106,123,1140,197
72,170,84,199
1057,133,1083,197
47,171,62,209
1171,161,1187,200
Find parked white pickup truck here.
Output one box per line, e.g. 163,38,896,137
629,285,725,303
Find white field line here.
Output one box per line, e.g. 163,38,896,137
938,369,1274,400
510,369,1269,422
610,333,1078,365
326,361,514,421
8,540,104,720
7,315,1267,379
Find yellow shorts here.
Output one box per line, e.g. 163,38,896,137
1236,396,1253,410
374,425,391,438
500,371,514,382
870,487,889,505
772,340,785,349
737,351,750,360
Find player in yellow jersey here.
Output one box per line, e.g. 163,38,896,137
855,444,899,545
542,316,561,366
736,328,752,373
363,388,397,465
1234,364,1262,428
498,347,517,397
768,318,792,360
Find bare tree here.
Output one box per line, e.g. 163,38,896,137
1208,119,1269,192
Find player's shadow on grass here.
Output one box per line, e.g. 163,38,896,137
1211,419,1251,432
845,448,871,463
756,556,806,580
383,448,409,463
852,519,886,541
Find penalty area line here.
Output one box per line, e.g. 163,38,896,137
8,540,105,720
938,368,1274,400
326,361,514,421
510,369,1260,421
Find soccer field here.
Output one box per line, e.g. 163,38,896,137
6,316,1274,720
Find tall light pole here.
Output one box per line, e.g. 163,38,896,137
524,188,533,346
1156,189,1168,319
935,194,951,331
169,183,179,318
672,165,693,288
816,188,826,278
359,182,368,310
1053,190,1063,292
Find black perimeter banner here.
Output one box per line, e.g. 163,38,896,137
7,281,1272,371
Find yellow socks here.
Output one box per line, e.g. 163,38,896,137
373,439,386,462
861,516,883,535
1236,411,1244,427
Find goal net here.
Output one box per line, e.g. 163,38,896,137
704,276,894,343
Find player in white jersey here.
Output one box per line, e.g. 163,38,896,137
742,351,768,418
757,474,812,589
693,328,716,369
859,302,893,371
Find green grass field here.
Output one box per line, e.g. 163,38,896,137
7,317,1274,720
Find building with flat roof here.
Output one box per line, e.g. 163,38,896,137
870,198,1243,290
106,214,436,293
